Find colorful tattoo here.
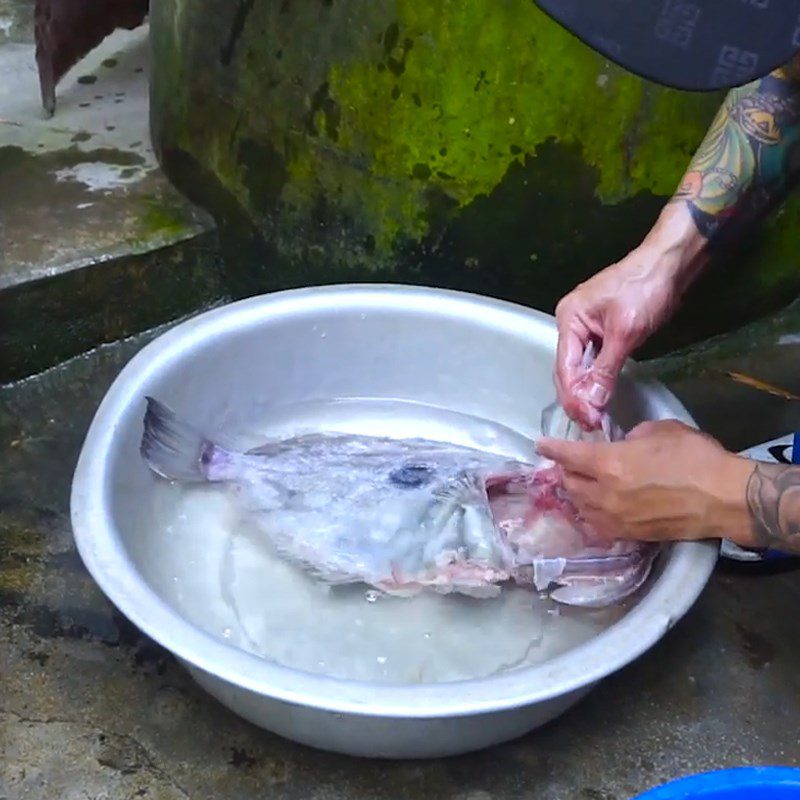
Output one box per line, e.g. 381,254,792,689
746,463,800,552
669,56,800,243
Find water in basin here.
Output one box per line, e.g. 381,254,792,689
142,398,630,684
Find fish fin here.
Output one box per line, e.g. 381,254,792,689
306,566,362,586
266,537,364,587
140,396,217,483
532,557,568,591
550,547,659,608
550,578,635,608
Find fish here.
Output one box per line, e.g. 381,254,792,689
139,397,660,608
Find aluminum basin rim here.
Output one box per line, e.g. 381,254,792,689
70,284,718,719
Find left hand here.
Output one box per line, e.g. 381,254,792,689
535,419,755,544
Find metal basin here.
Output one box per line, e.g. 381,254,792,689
71,284,718,759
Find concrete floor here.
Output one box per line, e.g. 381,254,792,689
2,326,800,800
645,298,800,453
3,3,800,796
0,11,222,384
0,22,212,292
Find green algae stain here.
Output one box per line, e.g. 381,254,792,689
749,196,800,292
284,1,724,251
141,201,190,240
151,0,799,315
155,0,720,257
0,514,45,597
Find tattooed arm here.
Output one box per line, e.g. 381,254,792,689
535,419,800,553
673,63,800,553
551,57,800,545
554,55,800,429
746,464,800,552
669,53,800,247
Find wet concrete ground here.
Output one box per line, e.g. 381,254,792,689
2,322,800,799
0,13,221,384
0,23,212,291
644,297,800,452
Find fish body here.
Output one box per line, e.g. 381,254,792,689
140,397,659,608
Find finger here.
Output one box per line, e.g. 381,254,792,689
554,309,601,426
574,326,632,413
555,328,589,412
555,325,585,388
535,438,606,477
578,404,603,432
581,510,622,541
562,470,602,507
625,420,664,440
626,418,694,440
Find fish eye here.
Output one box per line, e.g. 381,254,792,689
389,464,435,488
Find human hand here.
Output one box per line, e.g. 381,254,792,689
536,419,755,545
554,253,681,431
554,205,708,430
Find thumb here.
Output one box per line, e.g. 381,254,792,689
574,333,631,411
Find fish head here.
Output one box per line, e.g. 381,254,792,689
376,466,519,595
485,465,661,608
409,464,572,571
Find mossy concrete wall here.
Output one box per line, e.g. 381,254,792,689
150,0,800,357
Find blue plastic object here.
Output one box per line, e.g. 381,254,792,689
632,767,800,799
792,431,800,465
760,547,797,562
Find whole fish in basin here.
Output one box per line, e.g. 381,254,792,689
140,397,660,608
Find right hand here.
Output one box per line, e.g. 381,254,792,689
554,247,683,430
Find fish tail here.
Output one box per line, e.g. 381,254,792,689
140,396,221,483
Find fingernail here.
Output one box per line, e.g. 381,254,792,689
586,381,609,407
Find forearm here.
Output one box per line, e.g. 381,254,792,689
745,463,800,554
633,203,709,296
627,56,800,294
669,55,800,246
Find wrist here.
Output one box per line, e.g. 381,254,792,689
633,203,710,295
711,454,758,547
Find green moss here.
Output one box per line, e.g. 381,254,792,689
631,87,722,195
754,196,800,291
0,145,27,173
331,4,629,197
150,0,800,352
283,1,720,249
0,514,43,595
140,200,191,240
